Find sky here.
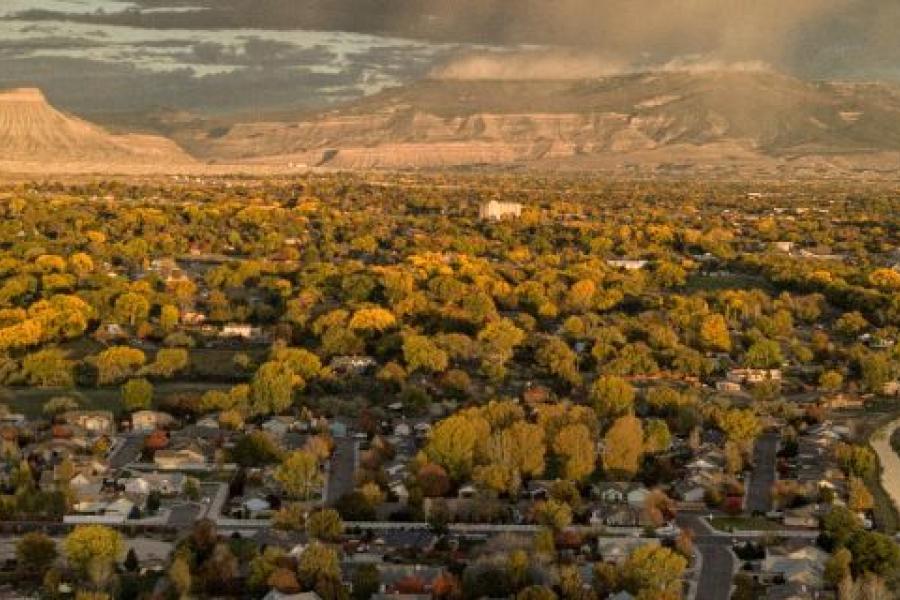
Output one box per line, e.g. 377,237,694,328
1,0,898,121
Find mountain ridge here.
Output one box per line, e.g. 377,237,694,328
4,70,900,176
0,87,195,172
177,70,900,171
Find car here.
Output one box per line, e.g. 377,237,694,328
655,524,681,538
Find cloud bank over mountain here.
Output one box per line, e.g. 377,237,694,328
2,0,899,120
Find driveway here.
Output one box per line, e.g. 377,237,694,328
746,432,778,514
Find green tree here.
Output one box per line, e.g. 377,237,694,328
822,506,863,548
121,378,153,412
819,370,844,392
16,532,58,578
272,345,322,380
250,360,296,415
590,375,635,419
159,304,180,333
824,547,852,588
275,450,322,500
349,307,397,332
533,499,572,532
847,531,900,577
402,333,449,373
43,396,79,416
699,314,731,352
230,431,284,467
169,554,192,599
536,336,581,387
96,346,145,385
860,352,893,393
622,545,687,598
602,414,644,479
552,423,595,481
424,414,487,480
351,564,380,600
834,444,877,478
63,525,122,573
146,348,189,378
22,348,74,387
297,543,340,590
114,292,150,327
717,408,761,446
516,586,557,600
248,547,286,593
744,339,783,368
307,508,344,542
848,477,874,513
644,419,672,454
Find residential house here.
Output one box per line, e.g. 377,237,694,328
104,497,135,520
457,484,479,499
124,472,186,496
782,506,821,529
243,497,272,518
181,311,207,326
761,545,828,589
154,447,206,470
821,394,864,410
771,241,794,253
329,421,348,439
261,416,296,438
592,483,630,504
479,200,522,221
132,410,176,432
716,380,742,393
389,482,410,505
726,369,782,384
596,539,660,565
592,505,642,527
329,355,377,376
220,324,264,339
607,259,648,271
62,411,115,436
626,486,651,507
95,323,128,341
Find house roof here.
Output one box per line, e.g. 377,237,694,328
243,497,271,512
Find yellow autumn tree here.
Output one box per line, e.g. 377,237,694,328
602,414,644,480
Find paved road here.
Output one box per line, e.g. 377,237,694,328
678,514,735,600
871,417,900,515
746,432,779,514
694,542,736,600
326,438,357,505
167,503,203,528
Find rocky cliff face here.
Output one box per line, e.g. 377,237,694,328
0,88,194,171
190,71,900,170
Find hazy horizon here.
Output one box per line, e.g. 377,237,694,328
2,0,900,120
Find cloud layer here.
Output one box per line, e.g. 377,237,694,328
2,0,900,122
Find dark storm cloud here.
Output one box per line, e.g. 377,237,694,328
0,36,103,57
162,38,337,68
10,0,900,79
0,55,368,117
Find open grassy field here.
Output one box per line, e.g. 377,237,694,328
1,381,232,418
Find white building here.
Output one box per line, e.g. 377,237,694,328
479,200,523,221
